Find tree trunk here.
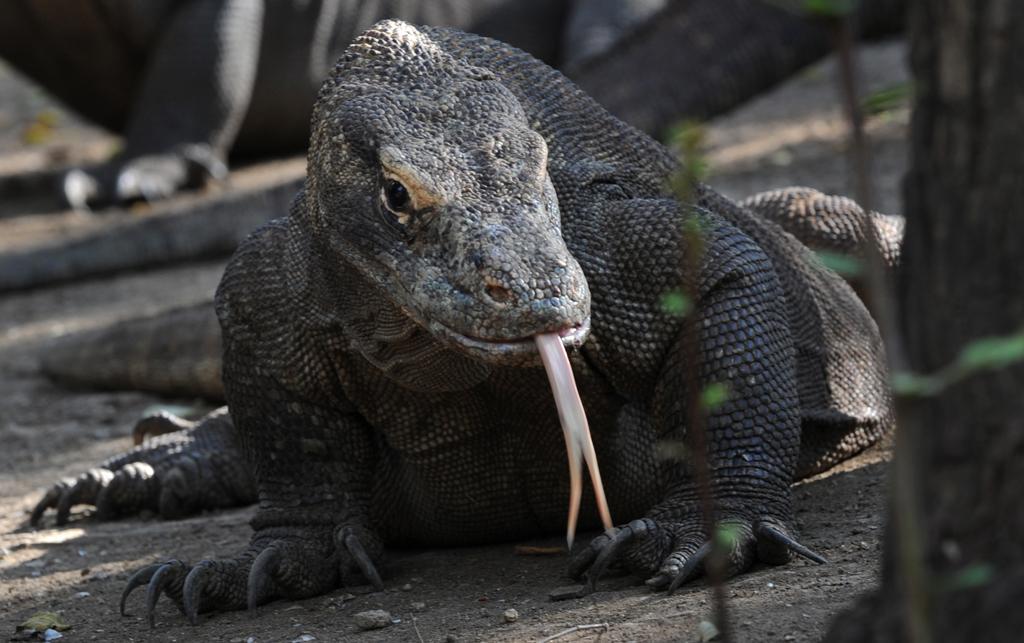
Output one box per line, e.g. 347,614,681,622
825,0,1024,641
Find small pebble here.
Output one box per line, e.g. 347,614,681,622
411,602,426,612
353,610,392,630
503,609,518,623
697,620,721,642
401,583,412,592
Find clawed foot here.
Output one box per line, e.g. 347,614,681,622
62,144,227,210
120,524,385,627
30,465,153,526
569,516,826,595
31,409,254,526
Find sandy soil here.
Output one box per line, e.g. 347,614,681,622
0,38,908,643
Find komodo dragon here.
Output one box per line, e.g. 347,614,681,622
0,0,902,208
32,21,894,625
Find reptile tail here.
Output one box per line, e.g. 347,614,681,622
40,303,224,400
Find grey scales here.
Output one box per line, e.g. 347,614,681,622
31,21,894,625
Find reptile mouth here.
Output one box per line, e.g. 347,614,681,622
430,317,591,365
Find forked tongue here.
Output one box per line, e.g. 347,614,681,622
535,332,614,550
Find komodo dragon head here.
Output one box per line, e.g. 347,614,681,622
302,20,612,544
304,20,591,368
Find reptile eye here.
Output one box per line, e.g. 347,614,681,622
384,180,410,212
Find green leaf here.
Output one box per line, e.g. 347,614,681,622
715,523,743,550
666,120,706,151
666,120,711,199
804,0,856,17
891,372,942,398
863,82,915,115
701,382,731,411
682,211,711,237
815,250,864,278
893,330,1024,398
760,0,855,18
661,291,692,316
956,333,1024,372
933,563,994,594
17,611,71,632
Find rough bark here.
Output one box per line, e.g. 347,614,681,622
826,0,1024,640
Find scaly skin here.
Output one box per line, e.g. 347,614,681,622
40,305,225,400
741,187,904,270
33,21,894,625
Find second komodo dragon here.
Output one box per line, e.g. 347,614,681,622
33,20,894,624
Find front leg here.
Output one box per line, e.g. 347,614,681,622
62,0,260,208
570,201,820,591
125,336,384,626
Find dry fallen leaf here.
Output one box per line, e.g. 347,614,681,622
514,545,567,555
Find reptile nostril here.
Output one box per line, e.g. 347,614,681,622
485,282,512,303
485,283,512,303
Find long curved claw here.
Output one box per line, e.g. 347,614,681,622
121,564,163,616
146,564,175,628
55,488,80,526
132,412,195,445
757,524,827,565
666,541,713,596
568,534,606,581
341,531,384,592
183,564,212,626
33,469,114,526
30,486,64,526
248,545,281,618
646,573,671,589
585,526,633,593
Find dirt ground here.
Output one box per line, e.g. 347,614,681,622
0,38,907,643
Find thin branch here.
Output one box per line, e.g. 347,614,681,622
537,623,609,643
831,14,931,643
671,123,732,642
411,615,425,643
